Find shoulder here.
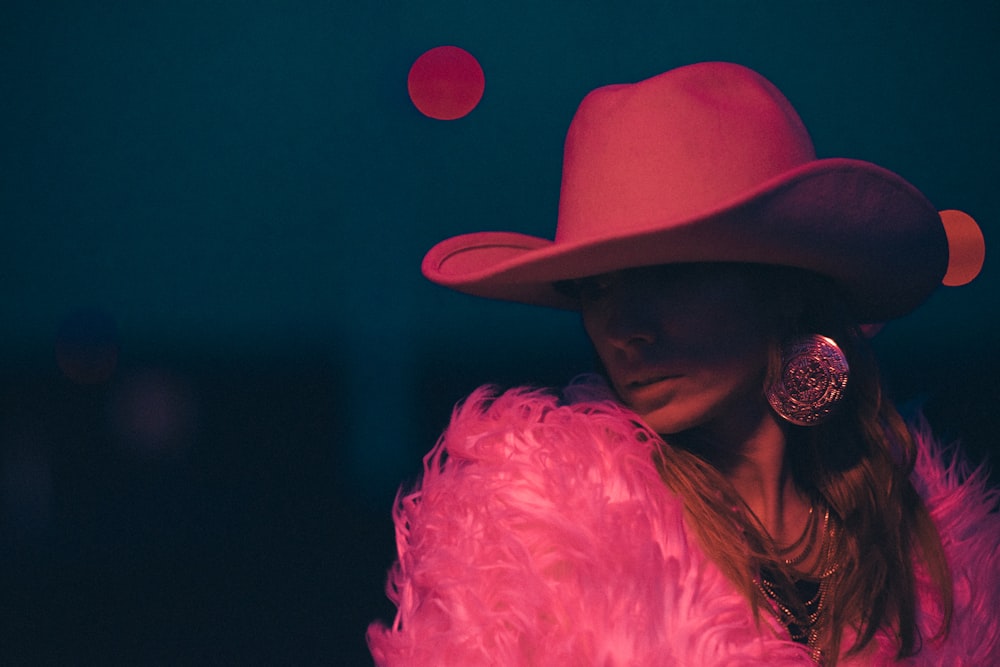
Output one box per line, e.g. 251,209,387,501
909,421,999,537
369,376,684,663
368,376,813,665
430,374,656,472
908,422,1000,664
408,374,673,531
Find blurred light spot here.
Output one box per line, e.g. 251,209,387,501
408,46,485,120
859,323,885,338
109,370,197,459
940,209,986,286
55,307,119,384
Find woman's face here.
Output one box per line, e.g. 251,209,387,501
579,263,779,438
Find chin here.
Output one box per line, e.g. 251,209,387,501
636,409,700,436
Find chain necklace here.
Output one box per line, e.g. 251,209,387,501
774,504,819,567
754,506,839,664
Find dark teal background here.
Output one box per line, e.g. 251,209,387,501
3,1,998,663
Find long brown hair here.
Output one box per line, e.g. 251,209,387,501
648,265,953,664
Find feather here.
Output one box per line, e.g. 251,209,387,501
368,378,999,666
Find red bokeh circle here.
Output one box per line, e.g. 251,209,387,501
408,46,485,120
940,209,986,287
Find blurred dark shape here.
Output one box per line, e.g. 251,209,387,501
55,308,120,385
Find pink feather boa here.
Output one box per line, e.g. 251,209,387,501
368,376,1000,665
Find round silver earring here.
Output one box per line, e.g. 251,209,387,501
766,334,850,426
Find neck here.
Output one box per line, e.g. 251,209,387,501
726,418,806,543
679,405,810,545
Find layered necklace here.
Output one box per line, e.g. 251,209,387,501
753,505,840,664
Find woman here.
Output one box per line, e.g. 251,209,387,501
367,62,998,665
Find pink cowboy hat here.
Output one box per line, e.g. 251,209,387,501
421,61,952,321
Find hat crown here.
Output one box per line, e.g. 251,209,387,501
421,61,948,321
556,62,817,242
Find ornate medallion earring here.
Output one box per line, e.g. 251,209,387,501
766,334,850,426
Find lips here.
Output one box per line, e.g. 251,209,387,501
628,375,676,389
617,372,680,405
623,370,681,389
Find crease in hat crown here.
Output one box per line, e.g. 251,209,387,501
421,61,949,322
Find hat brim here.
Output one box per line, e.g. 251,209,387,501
421,158,947,322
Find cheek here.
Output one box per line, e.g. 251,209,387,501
581,311,611,356
661,334,773,416
584,334,616,382
581,312,597,344
694,333,772,391
640,363,768,434
677,299,775,366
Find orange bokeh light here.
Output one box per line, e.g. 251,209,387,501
408,46,485,120
940,209,986,287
